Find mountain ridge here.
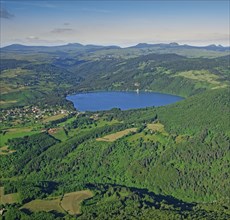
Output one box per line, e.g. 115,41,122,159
1,42,229,51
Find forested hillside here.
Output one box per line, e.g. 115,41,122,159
0,43,229,219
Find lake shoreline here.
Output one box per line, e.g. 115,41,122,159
66,91,184,112
66,88,188,98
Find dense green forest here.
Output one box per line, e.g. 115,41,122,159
0,43,229,219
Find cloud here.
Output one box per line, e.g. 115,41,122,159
51,28,73,34
24,36,64,45
63,22,70,26
27,36,40,40
0,8,14,19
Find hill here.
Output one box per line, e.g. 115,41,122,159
0,87,229,219
0,42,229,219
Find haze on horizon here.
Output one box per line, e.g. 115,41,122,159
0,0,229,47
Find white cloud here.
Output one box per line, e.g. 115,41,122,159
51,28,73,34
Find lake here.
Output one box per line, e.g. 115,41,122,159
66,91,184,112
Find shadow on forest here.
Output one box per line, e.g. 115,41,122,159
85,183,196,211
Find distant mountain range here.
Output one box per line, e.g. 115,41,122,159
1,42,229,52
0,43,120,53
130,42,230,51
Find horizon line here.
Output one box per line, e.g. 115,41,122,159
1,41,230,49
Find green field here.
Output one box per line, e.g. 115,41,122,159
0,127,39,147
60,190,93,215
0,187,20,204
147,122,168,134
175,69,228,89
21,198,64,213
42,113,67,123
48,127,68,141
97,128,137,142
21,190,93,215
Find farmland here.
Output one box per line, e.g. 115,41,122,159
60,190,93,215
21,190,93,215
147,122,167,133
21,198,64,214
0,187,20,205
96,128,137,142
0,127,39,147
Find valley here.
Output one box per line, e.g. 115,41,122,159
0,43,229,219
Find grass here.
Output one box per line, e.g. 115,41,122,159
175,70,227,89
126,132,157,143
0,187,3,204
125,122,169,144
0,68,31,79
60,190,93,215
22,198,65,213
21,190,93,215
0,100,18,104
0,187,20,204
0,146,16,155
67,119,120,138
0,68,31,97
97,128,137,142
175,135,188,144
58,116,78,126
147,122,165,132
48,127,68,141
42,113,67,123
0,127,39,147
147,122,168,136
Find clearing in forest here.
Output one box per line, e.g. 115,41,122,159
0,127,38,147
0,146,16,155
96,128,137,142
60,190,93,215
21,190,93,215
21,198,64,213
0,187,20,204
147,122,168,135
175,70,227,89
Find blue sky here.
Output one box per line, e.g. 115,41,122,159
1,0,229,47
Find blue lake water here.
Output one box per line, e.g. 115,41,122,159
66,91,184,112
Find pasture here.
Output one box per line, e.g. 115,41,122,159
97,128,137,142
21,190,93,215
61,190,93,215
42,113,67,123
0,187,20,204
176,70,226,89
0,127,38,147
48,127,68,141
147,122,167,135
21,198,64,213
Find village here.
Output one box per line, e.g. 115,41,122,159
0,105,75,126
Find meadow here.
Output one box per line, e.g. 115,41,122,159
21,190,93,215
96,128,137,142
0,187,20,205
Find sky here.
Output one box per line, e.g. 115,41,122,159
0,0,229,47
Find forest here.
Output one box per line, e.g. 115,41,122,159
0,43,229,219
